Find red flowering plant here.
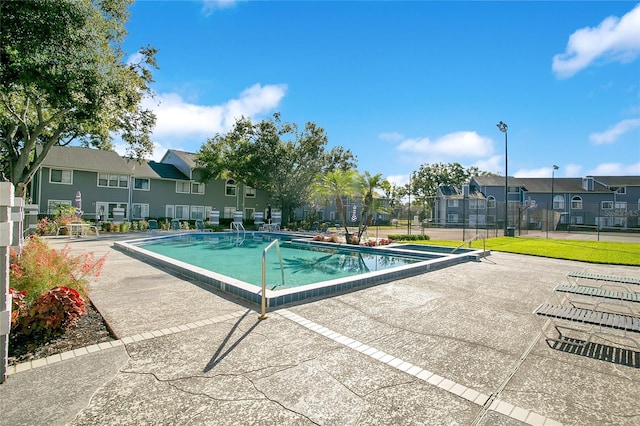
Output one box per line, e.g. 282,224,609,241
9,236,107,337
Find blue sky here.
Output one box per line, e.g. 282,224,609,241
121,0,640,186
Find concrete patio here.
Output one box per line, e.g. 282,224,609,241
1,233,639,425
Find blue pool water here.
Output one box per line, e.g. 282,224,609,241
116,232,486,307
136,234,425,289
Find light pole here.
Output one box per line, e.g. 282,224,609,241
407,172,412,235
496,121,508,236
548,164,559,238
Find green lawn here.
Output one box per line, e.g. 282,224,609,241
404,237,640,266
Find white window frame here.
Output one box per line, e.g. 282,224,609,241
134,178,150,191
571,196,582,210
132,203,149,219
601,201,613,210
49,169,73,185
245,186,256,198
553,195,565,210
191,182,205,195
176,181,190,194
447,213,458,223
98,173,129,188
174,205,189,220
190,206,205,220
486,196,496,208
223,206,236,218
225,179,236,197
447,199,459,208
469,199,486,209
47,199,72,214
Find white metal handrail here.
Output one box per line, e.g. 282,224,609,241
452,234,486,258
259,239,285,319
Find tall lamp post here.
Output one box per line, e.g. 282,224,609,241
496,121,508,236
548,164,559,238
407,172,412,235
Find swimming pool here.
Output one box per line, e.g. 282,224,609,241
115,232,487,308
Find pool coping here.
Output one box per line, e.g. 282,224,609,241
114,232,488,308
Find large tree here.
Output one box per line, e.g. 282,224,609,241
312,169,360,243
409,163,493,216
196,113,356,226
0,0,157,197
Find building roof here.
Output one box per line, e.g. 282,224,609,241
593,176,640,187
160,149,198,169
146,161,190,180
472,176,621,194
39,146,133,175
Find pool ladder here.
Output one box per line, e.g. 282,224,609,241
259,239,285,320
231,221,245,245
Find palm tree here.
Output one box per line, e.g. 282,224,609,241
355,172,385,243
312,169,359,242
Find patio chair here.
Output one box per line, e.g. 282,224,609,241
147,219,159,232
196,219,212,232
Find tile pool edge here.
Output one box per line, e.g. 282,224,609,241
113,234,488,308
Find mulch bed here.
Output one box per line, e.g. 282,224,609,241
8,301,116,366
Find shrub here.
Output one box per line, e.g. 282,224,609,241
12,286,86,337
387,234,430,241
9,236,107,304
36,217,58,236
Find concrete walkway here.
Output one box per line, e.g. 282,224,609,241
1,234,640,425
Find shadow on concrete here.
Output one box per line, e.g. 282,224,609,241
203,309,260,372
548,338,640,368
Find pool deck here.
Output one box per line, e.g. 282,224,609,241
2,233,640,425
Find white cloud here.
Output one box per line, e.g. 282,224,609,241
589,118,640,144
385,174,408,187
552,4,640,78
586,162,640,176
201,0,244,16
379,132,405,142
396,131,494,159
564,163,583,177
472,156,504,175
143,83,287,140
514,167,556,178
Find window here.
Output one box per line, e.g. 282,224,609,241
508,186,520,193
447,199,459,207
601,201,613,210
49,169,72,184
487,215,496,225
553,195,565,210
571,196,582,209
132,203,149,219
98,173,129,188
223,206,236,218
245,186,256,198
174,205,189,219
176,181,190,193
611,186,626,194
487,196,496,208
190,206,205,220
615,202,627,210
134,178,150,191
47,199,71,214
447,214,458,223
469,199,486,209
571,215,584,225
225,179,236,196
191,182,205,195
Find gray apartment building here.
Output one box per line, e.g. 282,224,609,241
28,146,273,224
